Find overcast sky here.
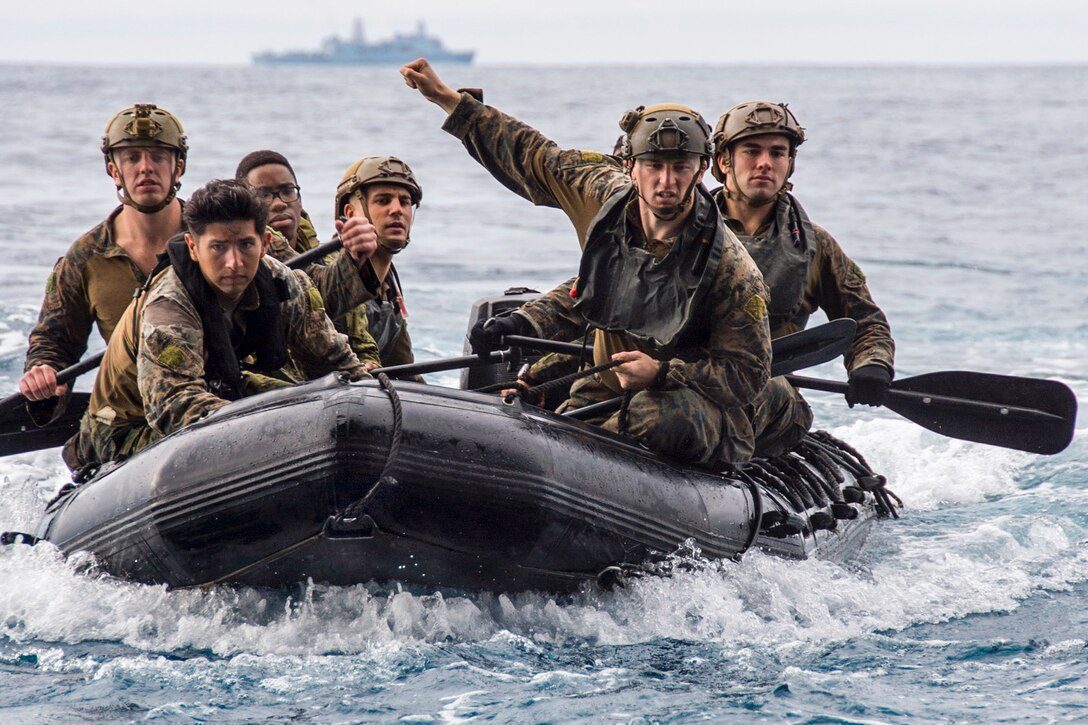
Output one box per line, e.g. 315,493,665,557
1,0,1085,66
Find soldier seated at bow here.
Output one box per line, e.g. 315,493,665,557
63,180,371,475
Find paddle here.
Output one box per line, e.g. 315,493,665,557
0,348,520,457
0,316,853,457
512,318,858,421
0,393,90,457
785,372,1077,455
374,350,513,378
0,237,348,449
507,317,858,376
375,318,856,389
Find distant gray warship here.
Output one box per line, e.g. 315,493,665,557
254,19,474,65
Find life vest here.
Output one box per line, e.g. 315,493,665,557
716,190,816,331
571,184,725,352
162,237,290,401
364,264,406,359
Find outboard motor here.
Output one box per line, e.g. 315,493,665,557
460,287,541,391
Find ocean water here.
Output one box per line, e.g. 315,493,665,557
0,62,1085,722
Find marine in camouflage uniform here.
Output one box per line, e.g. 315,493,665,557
335,156,424,381
710,101,894,423
22,104,189,413
63,182,370,473
403,60,797,465
235,149,382,368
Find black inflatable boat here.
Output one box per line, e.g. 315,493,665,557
26,369,894,592
12,288,899,593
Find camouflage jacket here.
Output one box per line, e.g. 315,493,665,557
716,195,895,374
88,254,369,437
264,213,377,325
24,205,183,372
443,93,771,408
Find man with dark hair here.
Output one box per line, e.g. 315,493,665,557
235,149,381,364
62,180,371,473
335,155,424,371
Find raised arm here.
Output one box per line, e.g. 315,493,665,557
401,58,628,245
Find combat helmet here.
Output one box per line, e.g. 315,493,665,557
617,104,712,220
101,103,188,213
711,100,805,182
335,155,422,219
618,104,713,162
336,155,422,253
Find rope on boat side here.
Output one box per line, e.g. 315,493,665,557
733,468,765,559
740,430,904,537
195,373,410,584
745,460,806,512
807,431,902,519
330,372,404,531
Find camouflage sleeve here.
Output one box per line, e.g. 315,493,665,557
296,213,320,250
805,225,895,374
301,252,374,321
264,227,374,320
442,92,630,244
665,244,772,410
514,277,589,342
24,255,94,372
280,268,371,381
343,305,382,367
137,295,230,436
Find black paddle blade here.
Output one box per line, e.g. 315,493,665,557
0,393,90,457
769,318,856,377
888,371,1077,455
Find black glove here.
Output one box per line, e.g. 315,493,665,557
468,313,529,359
846,364,893,408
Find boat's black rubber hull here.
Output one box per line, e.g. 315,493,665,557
36,375,881,591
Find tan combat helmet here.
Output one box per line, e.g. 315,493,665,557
618,103,713,162
335,155,422,219
336,155,422,253
101,103,188,213
618,104,713,220
711,100,805,182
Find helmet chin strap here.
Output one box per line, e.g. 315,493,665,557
113,153,182,214
117,184,179,214
377,234,410,254
633,160,705,222
359,193,412,254
723,149,792,208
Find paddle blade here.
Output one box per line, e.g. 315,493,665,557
887,371,1077,455
770,318,856,377
0,393,90,457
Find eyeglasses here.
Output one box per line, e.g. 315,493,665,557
252,184,301,203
